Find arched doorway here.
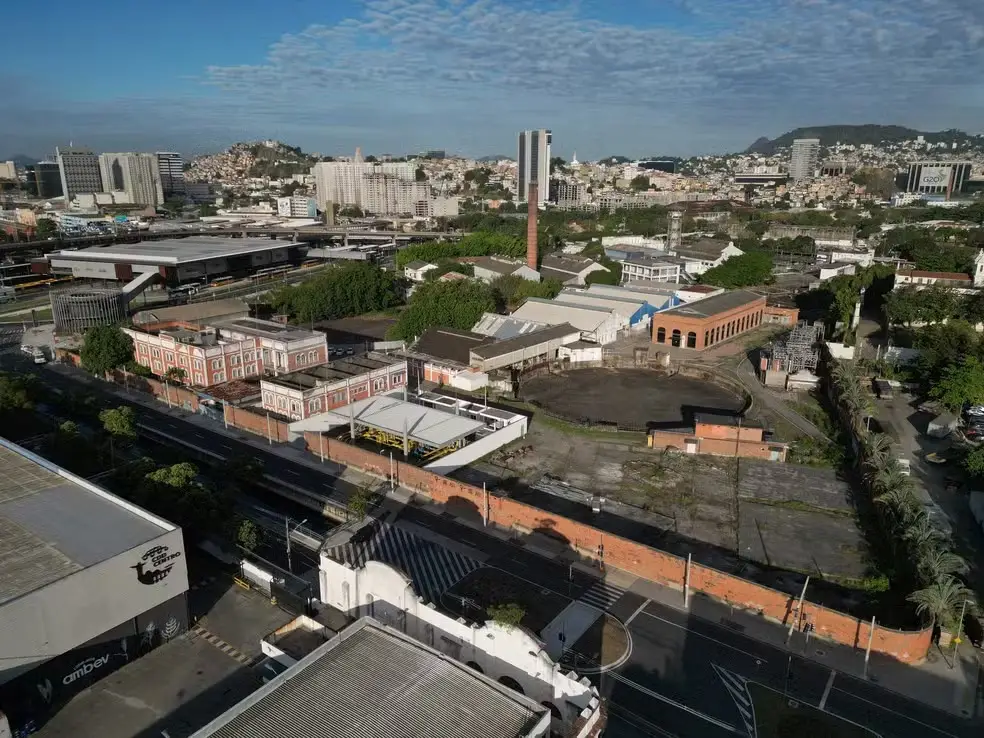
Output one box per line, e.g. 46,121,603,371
655,326,666,343
686,331,697,349
670,329,681,347
466,661,484,674
498,675,525,695
541,701,562,720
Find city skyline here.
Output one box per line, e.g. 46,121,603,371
3,0,984,159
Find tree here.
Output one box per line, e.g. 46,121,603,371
347,484,374,520
414,166,427,182
491,275,562,311
80,325,134,376
137,462,230,543
487,602,525,629
338,205,365,218
269,262,401,323
0,372,34,413
99,405,137,441
164,366,187,384
198,204,218,217
907,577,975,631
35,219,58,239
585,258,621,286
699,252,773,289
964,446,984,477
918,549,967,584
390,279,497,341
629,175,651,192
930,355,984,411
162,198,185,215
235,518,263,551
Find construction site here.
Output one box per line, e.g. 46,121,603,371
758,322,824,391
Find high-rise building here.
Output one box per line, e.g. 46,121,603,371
516,129,551,204
98,153,164,206
905,161,973,198
312,158,420,215
0,161,16,180
788,139,820,182
156,152,185,198
29,162,64,198
56,146,102,200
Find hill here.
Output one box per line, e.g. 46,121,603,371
745,125,981,154
187,140,317,181
1,154,39,167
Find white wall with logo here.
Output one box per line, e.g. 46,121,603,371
0,527,188,685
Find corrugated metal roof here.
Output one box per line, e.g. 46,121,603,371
194,619,547,738
658,290,763,319
470,323,580,360
471,313,550,340
510,298,615,332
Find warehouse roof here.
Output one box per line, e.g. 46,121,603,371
673,239,735,261
264,353,403,390
469,256,529,276
0,438,174,605
658,289,763,319
470,323,580,360
132,298,250,326
471,312,551,340
410,327,492,365
289,395,483,447
191,618,547,738
214,317,323,343
557,289,648,318
511,297,616,333
49,237,300,266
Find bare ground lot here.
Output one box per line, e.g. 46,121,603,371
472,420,868,588
521,368,745,428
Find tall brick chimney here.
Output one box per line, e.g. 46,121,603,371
526,182,538,270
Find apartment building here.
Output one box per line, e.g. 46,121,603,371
56,146,102,199
124,317,327,387
260,353,407,420
312,160,420,214
618,256,682,283
98,153,164,206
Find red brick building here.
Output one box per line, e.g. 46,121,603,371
649,415,788,462
651,290,766,350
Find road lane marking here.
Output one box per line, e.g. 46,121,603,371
608,671,740,734
625,598,651,626
285,469,301,476
820,669,836,710
220,443,233,451
831,687,958,737
639,610,768,663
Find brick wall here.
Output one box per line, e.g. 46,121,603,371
648,432,785,462
225,404,291,443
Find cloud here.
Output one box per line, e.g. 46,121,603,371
5,0,984,157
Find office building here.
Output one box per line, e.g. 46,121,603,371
788,138,820,182
516,129,551,205
156,152,185,198
30,162,64,198
312,160,419,215
905,161,973,197
554,182,584,209
276,195,318,218
0,161,16,180
56,146,102,200
98,153,164,206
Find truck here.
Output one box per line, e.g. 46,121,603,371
20,344,46,364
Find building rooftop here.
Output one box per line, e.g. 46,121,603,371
619,255,683,268
191,618,548,738
557,289,648,317
0,438,174,605
470,323,580,360
409,327,492,366
404,260,434,271
896,270,971,281
471,312,551,340
673,239,733,260
215,317,323,343
50,237,300,266
264,353,403,391
469,256,528,276
511,298,615,333
658,290,764,319
132,298,250,327
290,395,483,447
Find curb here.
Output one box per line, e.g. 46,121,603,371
190,624,254,665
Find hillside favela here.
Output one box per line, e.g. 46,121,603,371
2,2,984,737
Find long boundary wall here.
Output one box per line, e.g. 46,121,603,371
61,351,931,664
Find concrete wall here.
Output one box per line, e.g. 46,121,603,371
318,558,599,735
423,418,527,476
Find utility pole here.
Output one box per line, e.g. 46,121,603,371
285,517,308,574
863,616,876,679
787,576,810,642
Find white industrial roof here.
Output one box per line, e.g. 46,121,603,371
510,297,615,333
48,237,300,266
289,395,484,448
557,290,646,319
471,312,550,340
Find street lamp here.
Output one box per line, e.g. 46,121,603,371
285,517,308,574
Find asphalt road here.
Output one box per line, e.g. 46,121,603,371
31,362,984,738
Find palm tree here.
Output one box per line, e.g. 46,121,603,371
903,518,946,560
907,577,975,631
862,433,893,474
918,549,968,584
872,464,911,502
874,484,919,518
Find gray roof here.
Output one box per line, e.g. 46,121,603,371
658,290,763,319
215,317,323,342
410,327,491,365
52,237,301,266
471,312,550,340
132,298,249,326
405,260,434,271
540,254,605,276
471,257,528,276
470,323,580,360
673,239,732,260
0,439,172,604
265,353,404,390
192,618,547,738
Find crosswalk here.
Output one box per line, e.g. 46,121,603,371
579,580,627,611
323,521,482,605
712,664,755,736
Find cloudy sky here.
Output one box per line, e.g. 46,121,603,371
3,0,983,160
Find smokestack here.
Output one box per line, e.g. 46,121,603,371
526,182,538,270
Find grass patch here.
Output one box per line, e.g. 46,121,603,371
749,683,878,738
0,306,51,322
444,567,570,635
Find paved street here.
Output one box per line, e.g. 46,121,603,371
30,361,984,737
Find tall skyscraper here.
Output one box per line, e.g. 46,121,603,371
30,162,64,198
56,146,102,200
98,153,164,206
312,157,421,215
516,129,551,205
789,139,820,182
156,152,186,198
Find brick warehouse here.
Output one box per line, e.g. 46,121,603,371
651,290,766,350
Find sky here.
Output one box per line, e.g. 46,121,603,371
3,0,984,160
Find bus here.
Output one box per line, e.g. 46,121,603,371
254,265,291,282
208,276,237,289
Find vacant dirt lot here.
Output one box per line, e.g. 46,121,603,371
521,368,744,429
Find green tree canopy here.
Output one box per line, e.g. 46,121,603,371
585,258,621,286
629,175,651,191
487,602,525,629
0,372,34,413
269,262,401,324
396,231,526,269
99,405,137,441
491,275,562,311
389,280,497,341
35,219,58,238
235,518,263,551
930,355,984,411
699,252,773,289
136,462,230,543
80,325,134,376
